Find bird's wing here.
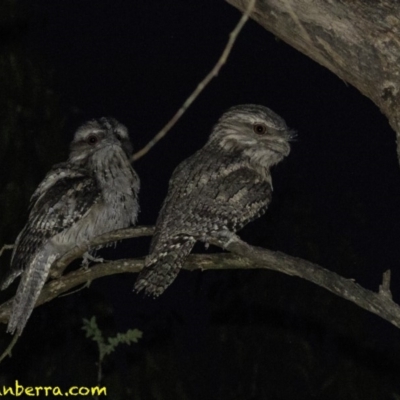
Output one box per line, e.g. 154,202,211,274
151,147,272,253
28,162,85,213
2,169,100,289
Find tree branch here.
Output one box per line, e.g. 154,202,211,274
130,0,256,162
1,227,399,330
0,244,13,257
49,225,155,279
225,0,400,163
211,234,400,329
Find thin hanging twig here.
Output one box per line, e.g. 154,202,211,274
131,0,257,162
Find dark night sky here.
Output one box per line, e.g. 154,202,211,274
3,0,400,397
23,0,400,284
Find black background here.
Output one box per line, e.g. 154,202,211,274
1,1,400,399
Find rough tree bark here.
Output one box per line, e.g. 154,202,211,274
1,227,400,330
226,0,400,161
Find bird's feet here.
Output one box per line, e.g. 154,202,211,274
81,251,104,268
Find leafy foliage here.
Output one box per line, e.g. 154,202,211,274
82,316,142,362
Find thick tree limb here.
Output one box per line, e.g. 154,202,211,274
49,225,155,279
0,227,399,330
226,0,400,161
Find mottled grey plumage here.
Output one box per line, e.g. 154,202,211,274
134,104,294,297
2,118,140,335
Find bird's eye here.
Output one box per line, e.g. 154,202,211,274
115,133,122,141
253,123,267,135
87,135,99,145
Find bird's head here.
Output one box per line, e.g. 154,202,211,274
211,104,295,170
69,117,133,164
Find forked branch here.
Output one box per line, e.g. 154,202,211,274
0,226,399,330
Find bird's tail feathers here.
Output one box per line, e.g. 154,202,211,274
134,238,195,297
7,252,57,335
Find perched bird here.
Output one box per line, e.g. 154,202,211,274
134,104,294,297
2,118,140,335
